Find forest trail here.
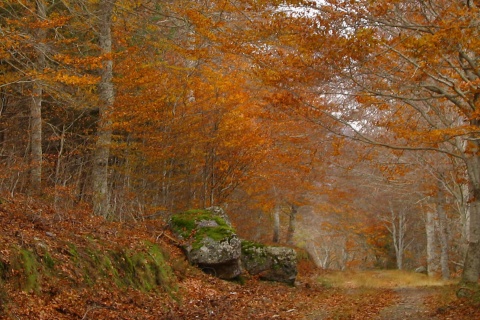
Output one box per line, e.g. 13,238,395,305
376,287,435,320
305,286,439,320
302,270,462,320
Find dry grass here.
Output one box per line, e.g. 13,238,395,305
317,269,457,289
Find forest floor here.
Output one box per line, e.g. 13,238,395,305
0,195,479,319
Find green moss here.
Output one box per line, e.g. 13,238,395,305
0,259,8,280
1,239,179,306
42,251,55,270
107,243,177,295
67,243,79,261
170,209,236,250
12,248,40,292
241,240,265,255
58,240,178,297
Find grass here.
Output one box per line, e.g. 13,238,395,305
317,269,457,289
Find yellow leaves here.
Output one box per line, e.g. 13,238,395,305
50,72,100,86
53,54,107,70
28,16,70,29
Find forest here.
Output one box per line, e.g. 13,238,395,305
1,0,480,317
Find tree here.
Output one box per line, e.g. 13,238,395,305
30,0,47,193
258,0,480,284
92,0,115,217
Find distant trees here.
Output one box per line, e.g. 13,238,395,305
254,0,480,282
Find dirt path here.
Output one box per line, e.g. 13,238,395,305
376,287,435,320
305,286,439,320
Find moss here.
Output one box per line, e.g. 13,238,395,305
241,240,266,255
170,209,236,250
67,243,80,262
0,259,8,280
241,240,269,271
12,248,40,293
42,251,55,270
96,243,178,296
59,240,178,297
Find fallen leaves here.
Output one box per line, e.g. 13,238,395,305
1,195,479,319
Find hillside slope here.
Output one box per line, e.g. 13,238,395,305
0,195,479,319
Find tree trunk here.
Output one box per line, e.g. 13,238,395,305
92,0,115,217
286,204,297,245
425,209,439,277
387,203,406,270
462,136,480,284
273,207,280,243
436,187,450,280
30,0,47,194
54,125,66,212
462,187,480,284
305,240,328,269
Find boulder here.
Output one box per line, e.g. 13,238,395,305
414,266,427,274
169,208,241,279
241,240,297,285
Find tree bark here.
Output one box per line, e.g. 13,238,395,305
461,134,480,283
273,206,280,243
436,187,450,279
286,204,297,245
92,0,115,217
30,0,47,194
425,209,439,277
462,184,480,283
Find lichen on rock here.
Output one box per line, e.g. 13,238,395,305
169,207,242,279
241,240,297,285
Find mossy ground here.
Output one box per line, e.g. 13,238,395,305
2,241,178,297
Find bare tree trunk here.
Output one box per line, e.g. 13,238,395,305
386,203,410,270
54,125,66,212
462,137,480,284
30,0,47,194
436,187,450,280
92,0,115,217
305,241,323,268
425,209,439,277
462,186,480,283
396,212,404,270
273,206,280,243
286,204,297,245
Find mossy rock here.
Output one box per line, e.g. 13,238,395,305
170,208,236,250
169,207,242,279
241,240,298,285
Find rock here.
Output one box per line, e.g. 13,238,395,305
414,266,427,274
169,208,241,279
241,240,297,285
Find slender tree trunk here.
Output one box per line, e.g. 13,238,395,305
273,206,280,243
30,0,47,194
396,215,404,270
54,125,66,212
286,204,297,245
306,241,321,268
92,0,115,217
436,187,450,279
425,209,439,277
387,204,402,270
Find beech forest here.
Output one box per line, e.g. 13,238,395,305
1,1,480,319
